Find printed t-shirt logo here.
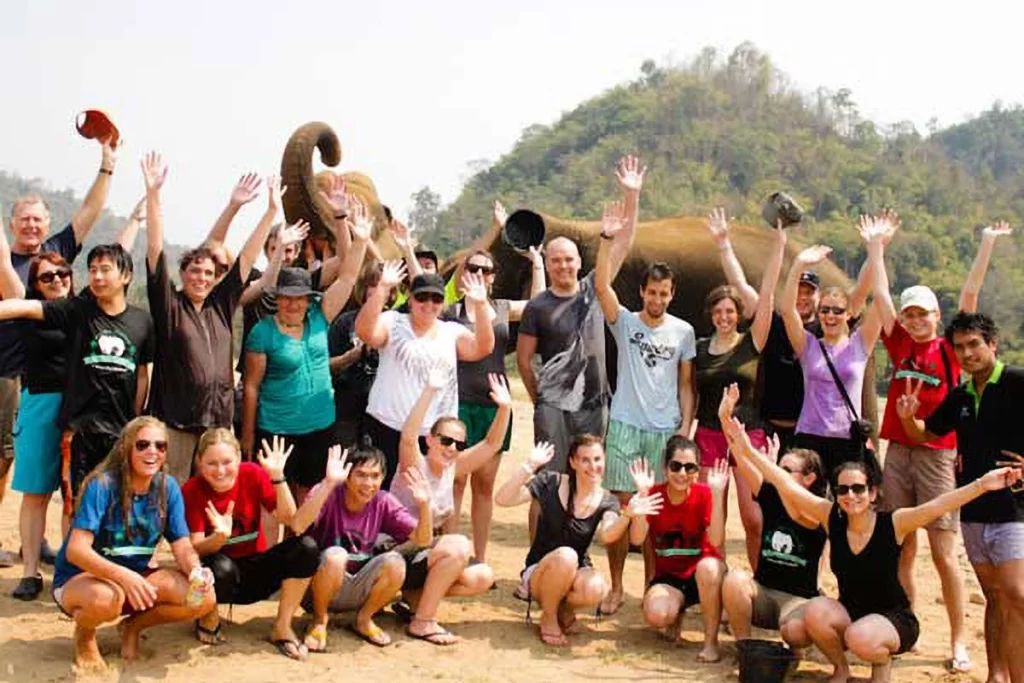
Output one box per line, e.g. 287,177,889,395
629,331,674,368
761,526,807,567
84,330,138,372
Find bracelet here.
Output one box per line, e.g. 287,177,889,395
271,478,287,485
99,168,114,176
599,231,614,240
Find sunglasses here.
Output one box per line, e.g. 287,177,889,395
819,306,847,315
413,292,445,304
135,439,168,453
465,264,494,276
37,269,72,284
436,435,467,451
835,483,868,496
668,460,699,474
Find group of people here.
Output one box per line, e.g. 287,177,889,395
0,135,1022,683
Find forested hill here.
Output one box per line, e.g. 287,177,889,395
430,43,1024,363
0,171,186,307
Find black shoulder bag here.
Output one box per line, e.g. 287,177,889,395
817,339,881,481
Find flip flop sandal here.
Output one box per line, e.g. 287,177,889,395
269,638,308,661
304,624,328,654
405,624,461,646
391,601,414,623
948,655,973,673
194,619,226,645
348,623,391,648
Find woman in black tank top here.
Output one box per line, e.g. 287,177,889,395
722,389,1021,682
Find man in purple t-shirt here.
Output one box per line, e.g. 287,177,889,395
291,444,432,651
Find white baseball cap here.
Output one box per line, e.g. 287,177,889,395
900,285,939,313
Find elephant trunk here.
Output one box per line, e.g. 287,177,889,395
280,122,342,243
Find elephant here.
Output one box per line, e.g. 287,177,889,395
278,121,878,430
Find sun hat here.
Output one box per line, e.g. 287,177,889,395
273,268,317,297
900,285,939,312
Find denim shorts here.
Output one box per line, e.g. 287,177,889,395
961,521,1024,565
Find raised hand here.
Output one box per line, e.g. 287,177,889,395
487,373,512,407
101,139,119,169
976,466,1024,492
266,175,286,214
379,260,407,290
403,466,432,505
759,432,781,464
324,445,352,486
895,377,923,419
279,220,310,247
627,490,664,517
878,209,901,246
526,244,544,267
388,216,413,249
718,383,741,423
615,155,646,193
257,435,294,481
462,270,488,304
318,174,349,216
205,500,234,538
229,173,262,207
425,363,448,390
140,151,168,191
708,207,729,245
796,244,832,266
982,220,1012,240
706,458,730,492
600,201,627,239
348,198,373,241
493,200,509,228
527,441,556,471
629,459,655,496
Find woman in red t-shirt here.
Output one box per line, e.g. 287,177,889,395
629,435,728,662
181,429,320,660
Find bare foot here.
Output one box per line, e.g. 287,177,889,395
120,618,142,661
73,625,106,671
869,660,892,683
697,644,720,663
826,664,851,683
557,601,578,634
538,613,567,648
599,589,624,616
662,613,684,642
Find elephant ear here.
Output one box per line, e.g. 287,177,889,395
280,122,342,243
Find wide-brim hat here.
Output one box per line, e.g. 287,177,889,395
76,109,120,147
272,267,317,297
502,209,546,252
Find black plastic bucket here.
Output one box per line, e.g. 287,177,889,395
736,639,794,683
502,209,546,252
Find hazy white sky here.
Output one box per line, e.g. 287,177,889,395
2,0,1019,250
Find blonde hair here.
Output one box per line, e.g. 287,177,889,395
196,427,240,463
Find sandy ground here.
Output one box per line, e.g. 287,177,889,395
0,385,989,683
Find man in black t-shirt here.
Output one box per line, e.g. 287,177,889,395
898,312,1024,683
0,244,155,497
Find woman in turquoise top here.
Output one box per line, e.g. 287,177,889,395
242,196,373,504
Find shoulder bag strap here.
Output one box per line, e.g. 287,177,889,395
938,340,954,389
817,339,860,422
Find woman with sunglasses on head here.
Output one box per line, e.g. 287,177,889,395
495,435,663,647
182,430,320,659
693,214,785,569
780,221,888,482
723,413,1022,683
718,384,828,654
443,208,545,563
356,257,494,490
51,416,215,670
386,366,512,644
628,437,728,662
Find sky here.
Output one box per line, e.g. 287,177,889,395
2,0,1020,252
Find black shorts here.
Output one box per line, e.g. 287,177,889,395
399,543,433,591
254,424,339,488
650,574,699,608
364,415,427,491
203,535,320,605
69,428,119,498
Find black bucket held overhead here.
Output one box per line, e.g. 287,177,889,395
502,209,546,253
736,639,795,683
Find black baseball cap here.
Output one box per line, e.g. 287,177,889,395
409,273,445,297
798,271,820,290
413,248,439,268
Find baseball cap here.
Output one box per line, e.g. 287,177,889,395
413,248,439,268
409,273,445,297
900,285,939,313
76,109,120,147
798,271,820,289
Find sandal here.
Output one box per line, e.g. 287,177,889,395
405,620,461,646
194,619,226,645
391,600,414,623
303,624,328,654
270,638,308,661
348,622,391,647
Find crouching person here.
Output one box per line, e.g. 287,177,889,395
51,417,215,670
182,430,319,660
291,443,431,650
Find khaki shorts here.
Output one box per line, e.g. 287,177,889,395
882,442,958,531
164,427,200,485
751,585,809,630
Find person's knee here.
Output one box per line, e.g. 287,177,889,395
803,598,844,633
436,534,472,565
643,597,677,628
781,617,810,647
380,553,407,585
843,622,886,659
722,570,753,606
320,548,348,581
696,558,725,588
548,546,579,570
87,583,125,620
578,574,608,605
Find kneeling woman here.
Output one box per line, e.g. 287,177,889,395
718,384,828,651
723,413,1022,682
629,437,729,662
51,417,215,670
181,430,320,660
387,368,512,645
495,436,662,647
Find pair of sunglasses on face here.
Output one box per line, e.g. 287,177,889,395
819,305,847,315
37,269,72,284
135,439,168,453
413,292,445,304
436,435,467,451
835,483,868,496
667,460,699,474
465,263,494,276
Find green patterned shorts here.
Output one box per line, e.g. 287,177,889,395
602,419,674,492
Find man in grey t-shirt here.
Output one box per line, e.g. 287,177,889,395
592,202,696,614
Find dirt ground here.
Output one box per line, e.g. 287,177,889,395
0,384,989,682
